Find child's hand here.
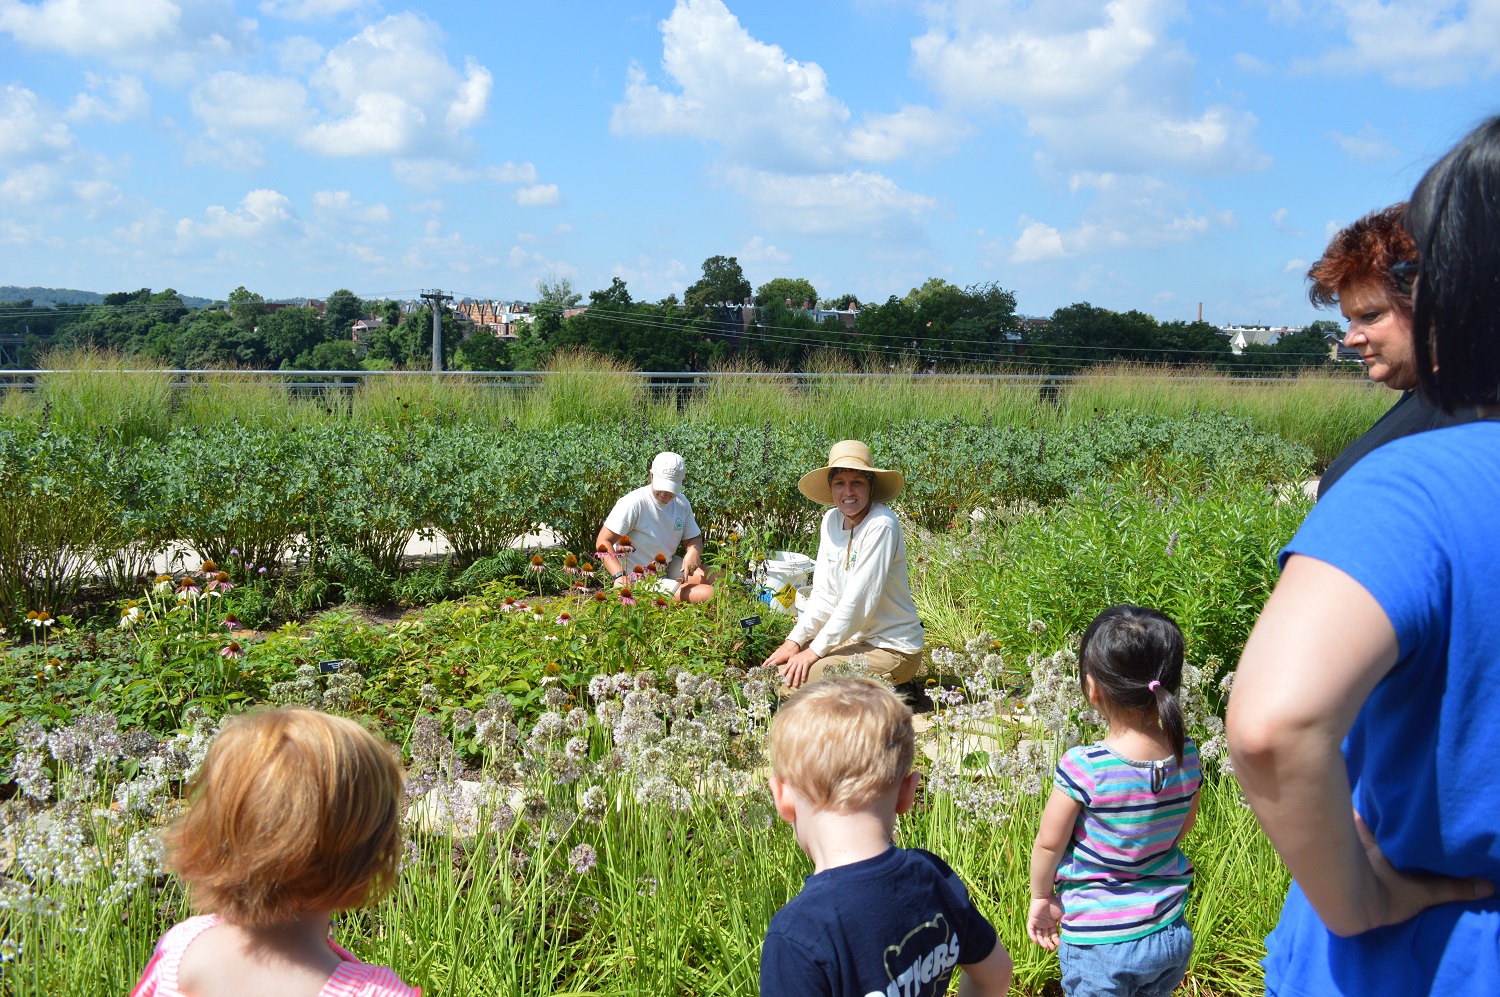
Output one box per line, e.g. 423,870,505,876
1026,896,1064,950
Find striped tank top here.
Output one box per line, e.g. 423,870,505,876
1052,739,1202,945
129,915,421,997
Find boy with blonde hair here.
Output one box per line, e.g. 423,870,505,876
762,678,1013,997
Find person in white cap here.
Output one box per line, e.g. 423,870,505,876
595,451,716,603
761,440,924,689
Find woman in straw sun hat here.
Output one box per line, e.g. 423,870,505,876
761,440,924,690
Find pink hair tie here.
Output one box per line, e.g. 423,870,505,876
1148,680,1162,693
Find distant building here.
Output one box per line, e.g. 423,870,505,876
1219,324,1299,355
455,298,533,340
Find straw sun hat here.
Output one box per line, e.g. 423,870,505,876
797,440,905,506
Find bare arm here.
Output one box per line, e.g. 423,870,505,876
1173,790,1201,848
956,942,1013,997
595,526,626,580
1228,554,1492,937
1027,787,1082,950
681,534,703,576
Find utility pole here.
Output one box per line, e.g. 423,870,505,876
419,289,454,372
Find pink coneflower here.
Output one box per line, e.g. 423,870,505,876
593,590,607,602
581,561,596,578
223,613,240,630
563,554,579,576
653,553,667,566
200,560,219,574
653,597,669,609
629,567,645,583
615,535,634,554
501,596,519,613
619,587,636,607
219,642,244,660
556,612,574,625
529,554,545,574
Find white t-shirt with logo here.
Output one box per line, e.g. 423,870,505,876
602,485,701,572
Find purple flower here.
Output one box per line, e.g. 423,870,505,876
569,843,599,875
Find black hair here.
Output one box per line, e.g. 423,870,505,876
1404,115,1500,413
1078,605,1186,764
827,468,877,488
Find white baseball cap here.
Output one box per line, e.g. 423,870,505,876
650,451,686,494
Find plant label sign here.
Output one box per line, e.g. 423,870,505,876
318,659,344,674
739,615,762,632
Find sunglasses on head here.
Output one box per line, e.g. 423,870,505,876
1390,259,1419,297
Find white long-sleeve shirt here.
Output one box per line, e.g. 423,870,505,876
787,503,925,657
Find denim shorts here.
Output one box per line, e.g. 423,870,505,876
1057,917,1193,997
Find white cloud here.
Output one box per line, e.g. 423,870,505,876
614,0,947,235
1284,258,1308,273
0,0,255,83
739,235,791,265
1272,206,1305,236
0,85,75,165
391,158,538,190
302,13,494,157
1009,173,1234,263
488,162,537,183
910,0,1268,175
259,0,372,20
847,105,969,162
514,183,561,207
191,72,311,132
1328,124,1400,161
723,168,940,237
66,73,150,123
1234,52,1272,73
274,35,325,71
612,0,851,172
312,189,391,225
1308,1,1500,87
176,188,308,241
0,162,59,205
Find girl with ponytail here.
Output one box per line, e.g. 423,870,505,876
1027,605,1202,997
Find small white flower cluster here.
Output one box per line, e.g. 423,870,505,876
921,632,1238,828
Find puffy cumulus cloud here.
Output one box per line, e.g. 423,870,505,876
513,183,560,207
302,13,493,157
0,85,75,165
0,84,129,222
722,167,940,238
1308,0,1500,87
176,188,308,241
612,0,851,172
0,0,254,83
312,189,391,225
1008,173,1234,263
1284,257,1308,273
190,72,311,132
911,0,1268,175
615,0,948,236
66,73,150,123
738,235,790,265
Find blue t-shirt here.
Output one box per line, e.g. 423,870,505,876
1265,421,1500,996
760,846,998,997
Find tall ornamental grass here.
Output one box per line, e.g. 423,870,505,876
32,347,173,444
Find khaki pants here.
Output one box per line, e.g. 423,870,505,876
804,641,923,686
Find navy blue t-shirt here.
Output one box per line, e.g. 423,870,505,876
760,846,998,997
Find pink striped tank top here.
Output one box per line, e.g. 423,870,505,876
129,915,420,997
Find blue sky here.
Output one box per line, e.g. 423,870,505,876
2,0,1497,324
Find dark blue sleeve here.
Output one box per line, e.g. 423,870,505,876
760,929,830,997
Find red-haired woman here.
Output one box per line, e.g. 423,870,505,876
1307,204,1474,497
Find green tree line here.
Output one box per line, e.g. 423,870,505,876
1,256,1341,373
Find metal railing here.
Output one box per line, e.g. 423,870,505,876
0,368,1368,395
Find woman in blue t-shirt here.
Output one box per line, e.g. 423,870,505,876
1228,117,1500,997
